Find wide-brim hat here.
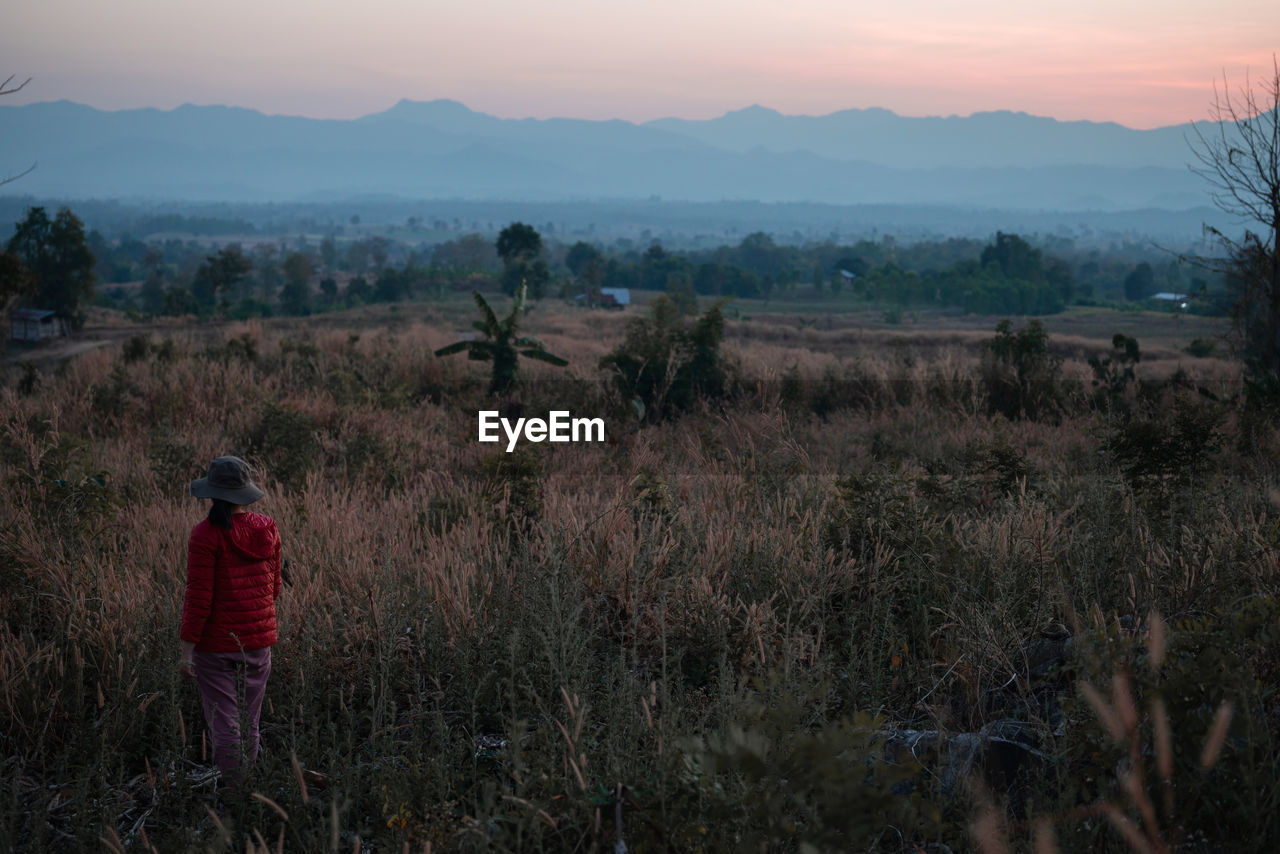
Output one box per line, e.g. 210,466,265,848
191,455,265,504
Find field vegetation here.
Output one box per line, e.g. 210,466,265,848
1,294,1277,852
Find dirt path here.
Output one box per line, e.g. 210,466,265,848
3,321,208,366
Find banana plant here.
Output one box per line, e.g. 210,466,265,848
434,283,567,393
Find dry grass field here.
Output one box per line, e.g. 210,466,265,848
1,296,1276,852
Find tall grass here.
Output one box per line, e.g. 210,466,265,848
1,312,1277,852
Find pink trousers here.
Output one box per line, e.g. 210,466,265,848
193,647,271,786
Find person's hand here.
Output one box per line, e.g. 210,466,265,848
180,640,196,680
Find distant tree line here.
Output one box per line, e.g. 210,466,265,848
6,208,1232,325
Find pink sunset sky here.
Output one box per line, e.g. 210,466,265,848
5,0,1277,128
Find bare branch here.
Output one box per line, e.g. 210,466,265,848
0,75,37,187
0,162,37,187
1186,55,1280,377
0,75,32,96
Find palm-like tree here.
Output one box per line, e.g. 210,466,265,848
434,284,567,393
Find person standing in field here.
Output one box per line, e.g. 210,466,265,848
179,456,281,789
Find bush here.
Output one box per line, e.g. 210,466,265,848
89,363,136,423
1089,333,1141,410
1103,394,1222,494
599,296,729,421
479,446,544,530
242,402,322,490
121,334,151,363
678,675,936,852
1185,337,1217,358
980,319,1063,420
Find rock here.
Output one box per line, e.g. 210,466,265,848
884,718,1047,801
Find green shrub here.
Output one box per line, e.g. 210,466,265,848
1088,333,1141,409
121,333,151,363
678,675,937,852
16,362,39,396
962,438,1036,495
148,433,198,498
599,295,729,421
204,332,258,365
1185,337,1217,358
980,319,1063,420
242,402,322,490
1103,394,1222,494
89,363,136,423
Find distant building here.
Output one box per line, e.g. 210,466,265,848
575,287,631,309
9,309,71,342
1150,292,1190,309
600,288,630,308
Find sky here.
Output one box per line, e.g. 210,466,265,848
4,0,1278,128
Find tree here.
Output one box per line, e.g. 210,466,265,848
496,223,547,298
319,235,338,273
1188,58,1280,381
254,242,281,303
433,233,498,272
503,258,550,299
345,239,371,274
496,222,542,265
192,246,252,309
1,75,35,187
981,231,1042,280
0,251,33,320
368,236,390,272
736,231,786,278
1124,262,1157,301
565,241,604,278
7,206,96,326
280,252,312,315
139,246,167,315
566,241,607,297
433,284,567,394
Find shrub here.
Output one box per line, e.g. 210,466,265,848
980,319,1063,420
479,446,544,530
16,362,39,396
121,334,151,363
242,402,322,490
678,675,936,852
204,331,258,365
1185,337,1217,358
599,295,728,421
89,363,136,423
1103,394,1222,494
1089,333,1141,409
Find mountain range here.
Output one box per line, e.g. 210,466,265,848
0,98,1225,210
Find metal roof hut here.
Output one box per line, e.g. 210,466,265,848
599,287,630,309
9,309,71,342
575,287,631,309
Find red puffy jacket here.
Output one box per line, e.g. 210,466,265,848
180,512,282,652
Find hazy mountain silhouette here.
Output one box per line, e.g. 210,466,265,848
0,98,1215,209
647,104,1198,169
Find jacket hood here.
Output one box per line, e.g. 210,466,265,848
225,512,280,560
